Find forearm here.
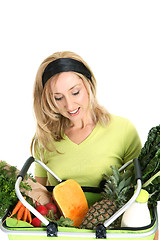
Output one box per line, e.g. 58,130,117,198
35,176,48,186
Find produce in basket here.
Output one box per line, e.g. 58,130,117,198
80,166,133,230
53,179,89,227
0,161,82,228
6,199,32,224
121,189,151,227
80,124,160,230
0,161,33,219
0,160,52,220
137,125,160,205
31,202,74,227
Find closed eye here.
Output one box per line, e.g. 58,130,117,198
73,90,80,96
55,96,63,101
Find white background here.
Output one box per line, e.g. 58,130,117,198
0,1,159,239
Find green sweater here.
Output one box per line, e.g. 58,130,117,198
34,115,141,188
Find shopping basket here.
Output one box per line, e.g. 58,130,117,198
0,157,158,239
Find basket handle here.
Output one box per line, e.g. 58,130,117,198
101,158,142,232
95,158,142,238
17,156,62,182
17,156,35,180
15,156,59,236
133,157,142,181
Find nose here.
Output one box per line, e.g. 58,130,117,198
64,96,74,111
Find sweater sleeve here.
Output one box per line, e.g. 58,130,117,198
123,120,142,163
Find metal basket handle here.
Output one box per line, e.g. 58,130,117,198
97,158,142,238
15,156,61,237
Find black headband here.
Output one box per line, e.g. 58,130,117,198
42,58,92,87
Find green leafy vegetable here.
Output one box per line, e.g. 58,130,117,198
137,125,160,205
102,166,133,208
56,216,74,227
45,215,74,227
138,125,160,177
0,161,34,218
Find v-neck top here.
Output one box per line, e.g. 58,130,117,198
63,123,98,147
34,115,142,187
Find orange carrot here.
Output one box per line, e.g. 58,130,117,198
22,207,28,222
2,200,24,224
9,197,26,218
26,208,32,224
17,205,26,221
10,200,23,218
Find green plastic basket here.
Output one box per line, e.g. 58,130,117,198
0,157,158,239
0,207,158,240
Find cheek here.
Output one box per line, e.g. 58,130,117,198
79,91,89,106
54,101,65,113
58,103,66,112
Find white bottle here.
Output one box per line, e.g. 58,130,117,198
121,189,151,228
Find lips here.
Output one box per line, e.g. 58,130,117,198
68,107,80,116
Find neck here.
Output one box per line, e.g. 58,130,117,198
70,113,95,130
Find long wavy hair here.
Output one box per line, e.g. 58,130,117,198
31,51,111,154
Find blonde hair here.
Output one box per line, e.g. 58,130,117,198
31,51,111,154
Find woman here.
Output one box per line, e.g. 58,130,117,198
31,51,142,189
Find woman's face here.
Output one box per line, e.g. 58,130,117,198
51,72,90,124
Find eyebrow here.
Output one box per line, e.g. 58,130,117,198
54,84,81,95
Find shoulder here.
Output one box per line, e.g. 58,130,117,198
109,114,141,146
110,114,133,125
105,114,136,132
96,114,138,139
108,115,141,160
99,114,140,142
